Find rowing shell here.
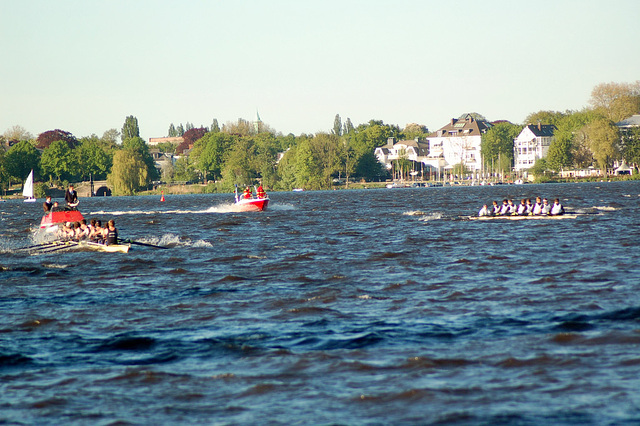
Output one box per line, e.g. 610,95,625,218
77,241,130,253
469,214,578,221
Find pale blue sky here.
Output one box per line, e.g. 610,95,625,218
1,0,639,140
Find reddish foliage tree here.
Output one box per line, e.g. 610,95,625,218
177,127,207,154
36,129,79,149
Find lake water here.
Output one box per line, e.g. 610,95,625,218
2,181,640,425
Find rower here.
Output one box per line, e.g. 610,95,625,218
105,220,118,246
550,198,564,216
516,199,527,216
491,201,500,215
541,198,551,215
499,199,510,216
525,199,533,215
532,197,543,215
478,204,490,217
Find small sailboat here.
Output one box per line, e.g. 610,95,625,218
23,170,36,202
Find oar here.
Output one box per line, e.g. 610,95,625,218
119,239,169,249
38,241,79,253
16,242,60,251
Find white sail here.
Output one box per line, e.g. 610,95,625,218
23,170,36,202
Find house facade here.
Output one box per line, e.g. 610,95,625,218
513,124,556,171
374,138,430,179
424,115,491,173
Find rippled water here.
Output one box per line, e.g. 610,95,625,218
2,182,640,424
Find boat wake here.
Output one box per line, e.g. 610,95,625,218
136,233,213,248
418,212,443,222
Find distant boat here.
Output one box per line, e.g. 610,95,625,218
23,170,36,202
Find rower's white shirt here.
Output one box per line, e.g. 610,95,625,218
551,203,563,215
517,204,527,215
541,203,551,214
500,204,510,215
533,203,542,215
478,206,490,216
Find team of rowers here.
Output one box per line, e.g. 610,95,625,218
56,218,119,245
478,197,565,217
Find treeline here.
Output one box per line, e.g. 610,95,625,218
481,81,640,179
2,81,639,195
0,115,428,196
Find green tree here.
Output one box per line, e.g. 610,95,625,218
108,149,149,195
621,126,640,167
584,118,620,174
168,123,177,137
332,114,342,136
122,136,159,181
547,110,598,170
173,157,198,182
481,122,521,171
40,140,77,182
76,137,113,180
191,132,236,181
222,137,257,186
402,123,429,140
102,128,120,146
121,115,140,142
523,110,569,127
5,140,40,183
210,119,220,133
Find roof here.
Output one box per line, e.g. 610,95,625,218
430,115,491,138
617,114,640,127
524,124,556,137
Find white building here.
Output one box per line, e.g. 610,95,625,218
513,124,556,171
424,115,491,173
374,138,430,179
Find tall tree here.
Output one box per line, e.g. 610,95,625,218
481,122,521,171
121,115,140,142
102,128,121,146
584,118,620,174
122,136,159,181
343,118,354,135
76,137,113,180
4,140,40,182
191,132,236,181
589,81,640,122
547,110,598,170
168,123,177,137
523,110,569,127
210,119,220,133
108,149,149,195
40,140,77,182
36,129,78,150
332,114,342,136
3,125,33,142
402,123,429,140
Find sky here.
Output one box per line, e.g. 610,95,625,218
1,0,639,140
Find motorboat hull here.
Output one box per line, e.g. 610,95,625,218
40,210,85,229
234,197,269,212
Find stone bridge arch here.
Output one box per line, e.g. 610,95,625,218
75,180,112,197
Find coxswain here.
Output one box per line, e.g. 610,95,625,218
541,198,552,215
256,185,266,199
43,196,53,213
550,198,565,216
243,187,252,199
532,197,543,215
105,220,118,246
65,184,79,209
478,204,490,217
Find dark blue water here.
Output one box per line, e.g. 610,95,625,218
2,182,640,424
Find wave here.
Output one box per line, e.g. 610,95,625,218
418,212,443,222
90,203,294,216
135,233,213,248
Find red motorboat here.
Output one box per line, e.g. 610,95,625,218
234,196,269,212
234,185,269,212
40,209,84,230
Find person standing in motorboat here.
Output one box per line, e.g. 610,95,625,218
65,184,79,209
256,185,267,199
